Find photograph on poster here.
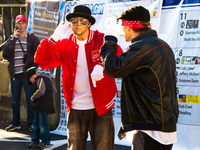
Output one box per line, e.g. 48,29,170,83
117,91,121,98
179,94,186,103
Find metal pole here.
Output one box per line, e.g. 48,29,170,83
11,7,13,33
20,7,22,14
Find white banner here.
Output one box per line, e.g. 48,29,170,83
28,0,200,149
159,1,200,150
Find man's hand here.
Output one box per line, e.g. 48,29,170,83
104,17,122,40
13,28,19,39
31,97,34,102
51,21,72,42
91,65,104,87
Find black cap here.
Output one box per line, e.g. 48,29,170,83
26,67,37,85
66,5,96,25
117,6,150,22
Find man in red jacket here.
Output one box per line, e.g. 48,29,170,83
34,5,123,150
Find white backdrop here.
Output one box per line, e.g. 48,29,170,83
160,1,200,149
28,0,200,149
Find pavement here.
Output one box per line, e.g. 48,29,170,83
0,119,130,150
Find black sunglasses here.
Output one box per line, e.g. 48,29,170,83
69,18,88,25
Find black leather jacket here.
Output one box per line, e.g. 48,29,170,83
100,30,179,140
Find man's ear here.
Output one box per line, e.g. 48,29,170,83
127,26,131,31
88,22,91,28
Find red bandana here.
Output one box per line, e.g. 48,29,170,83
122,19,147,29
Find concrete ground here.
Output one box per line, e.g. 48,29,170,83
0,119,130,150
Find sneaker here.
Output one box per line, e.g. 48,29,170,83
28,126,33,132
28,142,37,148
36,143,51,149
5,124,21,131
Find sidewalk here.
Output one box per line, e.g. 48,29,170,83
0,119,130,150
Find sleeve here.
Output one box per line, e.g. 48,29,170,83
31,77,46,100
52,85,57,95
100,36,143,78
34,38,66,69
97,34,123,68
2,36,17,56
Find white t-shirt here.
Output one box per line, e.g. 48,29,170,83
126,130,177,145
71,39,94,110
141,130,177,145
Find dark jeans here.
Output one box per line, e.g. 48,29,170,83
67,109,114,150
32,110,50,144
10,73,34,127
132,131,173,150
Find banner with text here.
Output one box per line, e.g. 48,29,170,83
28,0,200,149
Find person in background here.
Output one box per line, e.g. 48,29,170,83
34,5,123,150
26,67,57,149
3,15,40,131
100,6,178,150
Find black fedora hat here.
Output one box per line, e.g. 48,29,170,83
66,5,96,25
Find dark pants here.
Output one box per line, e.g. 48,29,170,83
67,109,114,150
32,110,50,144
132,131,173,150
10,73,34,127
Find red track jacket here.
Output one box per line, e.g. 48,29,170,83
35,29,123,116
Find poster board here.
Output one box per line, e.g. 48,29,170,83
28,0,200,149
159,1,200,149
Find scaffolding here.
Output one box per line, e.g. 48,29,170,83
0,4,28,43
